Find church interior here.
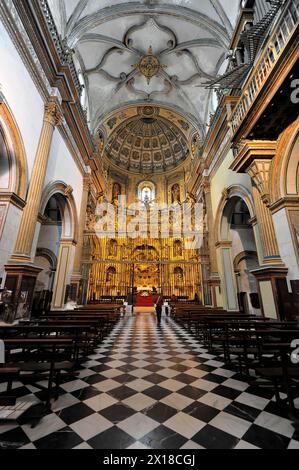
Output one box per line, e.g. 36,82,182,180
0,0,299,450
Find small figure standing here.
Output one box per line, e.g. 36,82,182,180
154,291,164,325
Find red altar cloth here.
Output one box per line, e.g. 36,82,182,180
136,294,154,307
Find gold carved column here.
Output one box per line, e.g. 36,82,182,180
12,98,62,262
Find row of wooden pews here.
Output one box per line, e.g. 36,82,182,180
0,304,122,419
173,303,299,420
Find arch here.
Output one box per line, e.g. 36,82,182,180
40,181,79,242
233,251,258,270
272,118,299,201
0,100,28,199
35,247,58,271
214,185,255,243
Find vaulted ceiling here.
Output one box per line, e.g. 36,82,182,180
48,0,240,134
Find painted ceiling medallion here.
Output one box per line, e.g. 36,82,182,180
133,46,166,85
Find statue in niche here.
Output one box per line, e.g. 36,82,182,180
174,240,183,257
106,267,116,283
86,205,96,231
171,184,181,204
112,182,122,204
174,267,184,285
191,133,201,159
108,239,117,257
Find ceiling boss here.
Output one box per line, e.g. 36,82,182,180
133,46,167,85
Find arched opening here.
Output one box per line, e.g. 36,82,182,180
219,194,261,314
32,195,63,315
0,103,27,287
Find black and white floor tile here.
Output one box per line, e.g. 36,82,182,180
1,314,299,450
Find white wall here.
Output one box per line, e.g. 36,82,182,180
44,128,83,217
0,22,44,182
273,208,299,282
0,204,22,285
210,150,252,218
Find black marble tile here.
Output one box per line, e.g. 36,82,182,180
0,427,30,449
184,402,220,423
143,386,172,401
145,373,166,385
88,426,135,449
144,364,164,373
203,373,227,384
58,403,94,425
144,402,177,423
99,403,136,424
114,374,136,385
224,402,260,423
174,373,200,385
243,424,290,449
193,424,240,449
169,364,190,373
71,386,100,401
34,427,83,449
212,385,242,400
108,386,137,401
179,386,207,400
84,374,108,385
141,425,188,449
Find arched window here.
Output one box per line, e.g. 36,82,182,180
138,181,155,203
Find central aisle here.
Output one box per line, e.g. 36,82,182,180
1,313,298,449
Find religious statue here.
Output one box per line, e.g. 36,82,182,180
106,267,116,283
86,205,96,231
112,182,122,204
108,239,118,257
174,240,183,257
171,184,181,204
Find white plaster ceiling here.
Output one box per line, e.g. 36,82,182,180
48,0,240,133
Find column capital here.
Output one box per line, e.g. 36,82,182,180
44,99,63,126
230,140,277,174
247,159,272,206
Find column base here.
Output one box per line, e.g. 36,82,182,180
3,263,42,322
251,266,290,320
208,276,222,308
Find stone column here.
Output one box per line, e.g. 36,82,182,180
12,98,62,262
72,176,91,275
203,179,222,306
52,239,76,310
248,163,281,265
71,176,91,302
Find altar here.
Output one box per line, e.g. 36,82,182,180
136,287,154,307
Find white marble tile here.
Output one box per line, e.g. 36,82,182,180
93,379,121,392
198,392,232,411
180,440,205,449
158,368,180,379
255,412,295,438
84,393,118,412
127,379,153,392
123,393,156,412
70,413,113,440
159,379,185,392
117,413,159,440
210,412,251,439
60,380,90,393
161,393,194,411
22,413,65,441
222,379,249,392
234,440,260,449
164,412,206,439
52,393,80,412
190,379,217,392
236,392,269,410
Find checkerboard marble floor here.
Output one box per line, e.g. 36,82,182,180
1,313,299,449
